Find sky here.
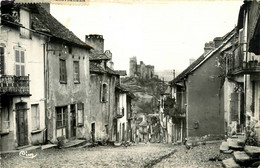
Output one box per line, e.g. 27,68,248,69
50,0,242,73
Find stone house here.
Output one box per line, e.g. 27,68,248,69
114,85,134,143
222,0,260,135
159,85,185,144
86,34,130,142
169,29,236,141
30,5,93,142
0,3,49,151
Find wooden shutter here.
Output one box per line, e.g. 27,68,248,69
0,48,4,75
230,92,239,121
77,103,84,125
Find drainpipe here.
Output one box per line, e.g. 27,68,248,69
44,37,50,144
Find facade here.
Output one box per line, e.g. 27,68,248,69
170,29,236,141
129,56,154,79
222,1,260,135
0,3,48,151
32,5,93,143
114,85,134,142
159,88,185,144
88,35,121,142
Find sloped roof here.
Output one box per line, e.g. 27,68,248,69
90,62,106,74
89,53,111,61
106,67,120,76
90,62,120,76
31,4,92,49
2,3,92,49
115,70,127,76
170,29,236,85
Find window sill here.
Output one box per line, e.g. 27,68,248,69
31,129,43,134
57,126,66,129
77,124,84,127
0,131,10,135
74,81,80,84
60,81,67,84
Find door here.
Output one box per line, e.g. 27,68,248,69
16,102,28,146
91,123,95,143
70,104,76,137
122,123,125,142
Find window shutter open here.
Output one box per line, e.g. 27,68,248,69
230,92,239,121
0,48,4,75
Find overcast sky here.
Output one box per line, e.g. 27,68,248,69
51,0,242,73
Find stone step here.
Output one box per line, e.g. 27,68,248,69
220,142,229,152
41,144,57,150
227,138,244,151
222,158,240,168
63,140,87,148
244,146,260,159
233,151,250,164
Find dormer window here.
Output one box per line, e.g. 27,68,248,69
20,8,31,38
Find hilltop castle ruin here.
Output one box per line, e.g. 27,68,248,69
129,56,155,79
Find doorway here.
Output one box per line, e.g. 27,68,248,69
91,123,95,143
70,104,76,138
16,102,28,146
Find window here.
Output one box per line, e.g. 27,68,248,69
0,47,4,75
101,83,108,102
77,103,84,125
56,106,68,128
73,61,80,83
20,9,31,38
31,104,40,130
105,125,108,134
122,107,124,116
15,50,25,76
59,59,67,83
0,102,10,133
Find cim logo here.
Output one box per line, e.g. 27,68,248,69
19,151,37,159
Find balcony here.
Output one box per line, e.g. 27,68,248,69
0,75,30,96
227,45,260,75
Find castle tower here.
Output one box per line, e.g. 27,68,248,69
85,34,104,53
129,56,137,77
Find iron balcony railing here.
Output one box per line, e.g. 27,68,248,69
227,45,260,75
0,75,30,95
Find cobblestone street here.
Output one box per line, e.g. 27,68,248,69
1,143,229,168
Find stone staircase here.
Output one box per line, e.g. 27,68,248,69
220,136,260,168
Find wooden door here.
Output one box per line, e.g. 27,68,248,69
70,104,76,137
16,102,28,146
91,123,95,143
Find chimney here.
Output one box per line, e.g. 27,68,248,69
85,34,104,53
189,58,195,65
204,41,214,55
172,69,175,79
40,3,50,13
213,37,223,48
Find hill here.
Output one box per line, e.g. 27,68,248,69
121,77,167,115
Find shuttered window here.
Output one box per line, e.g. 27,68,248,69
73,61,80,83
101,83,108,102
15,50,25,76
230,92,239,121
0,48,4,75
31,104,40,130
59,59,67,83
